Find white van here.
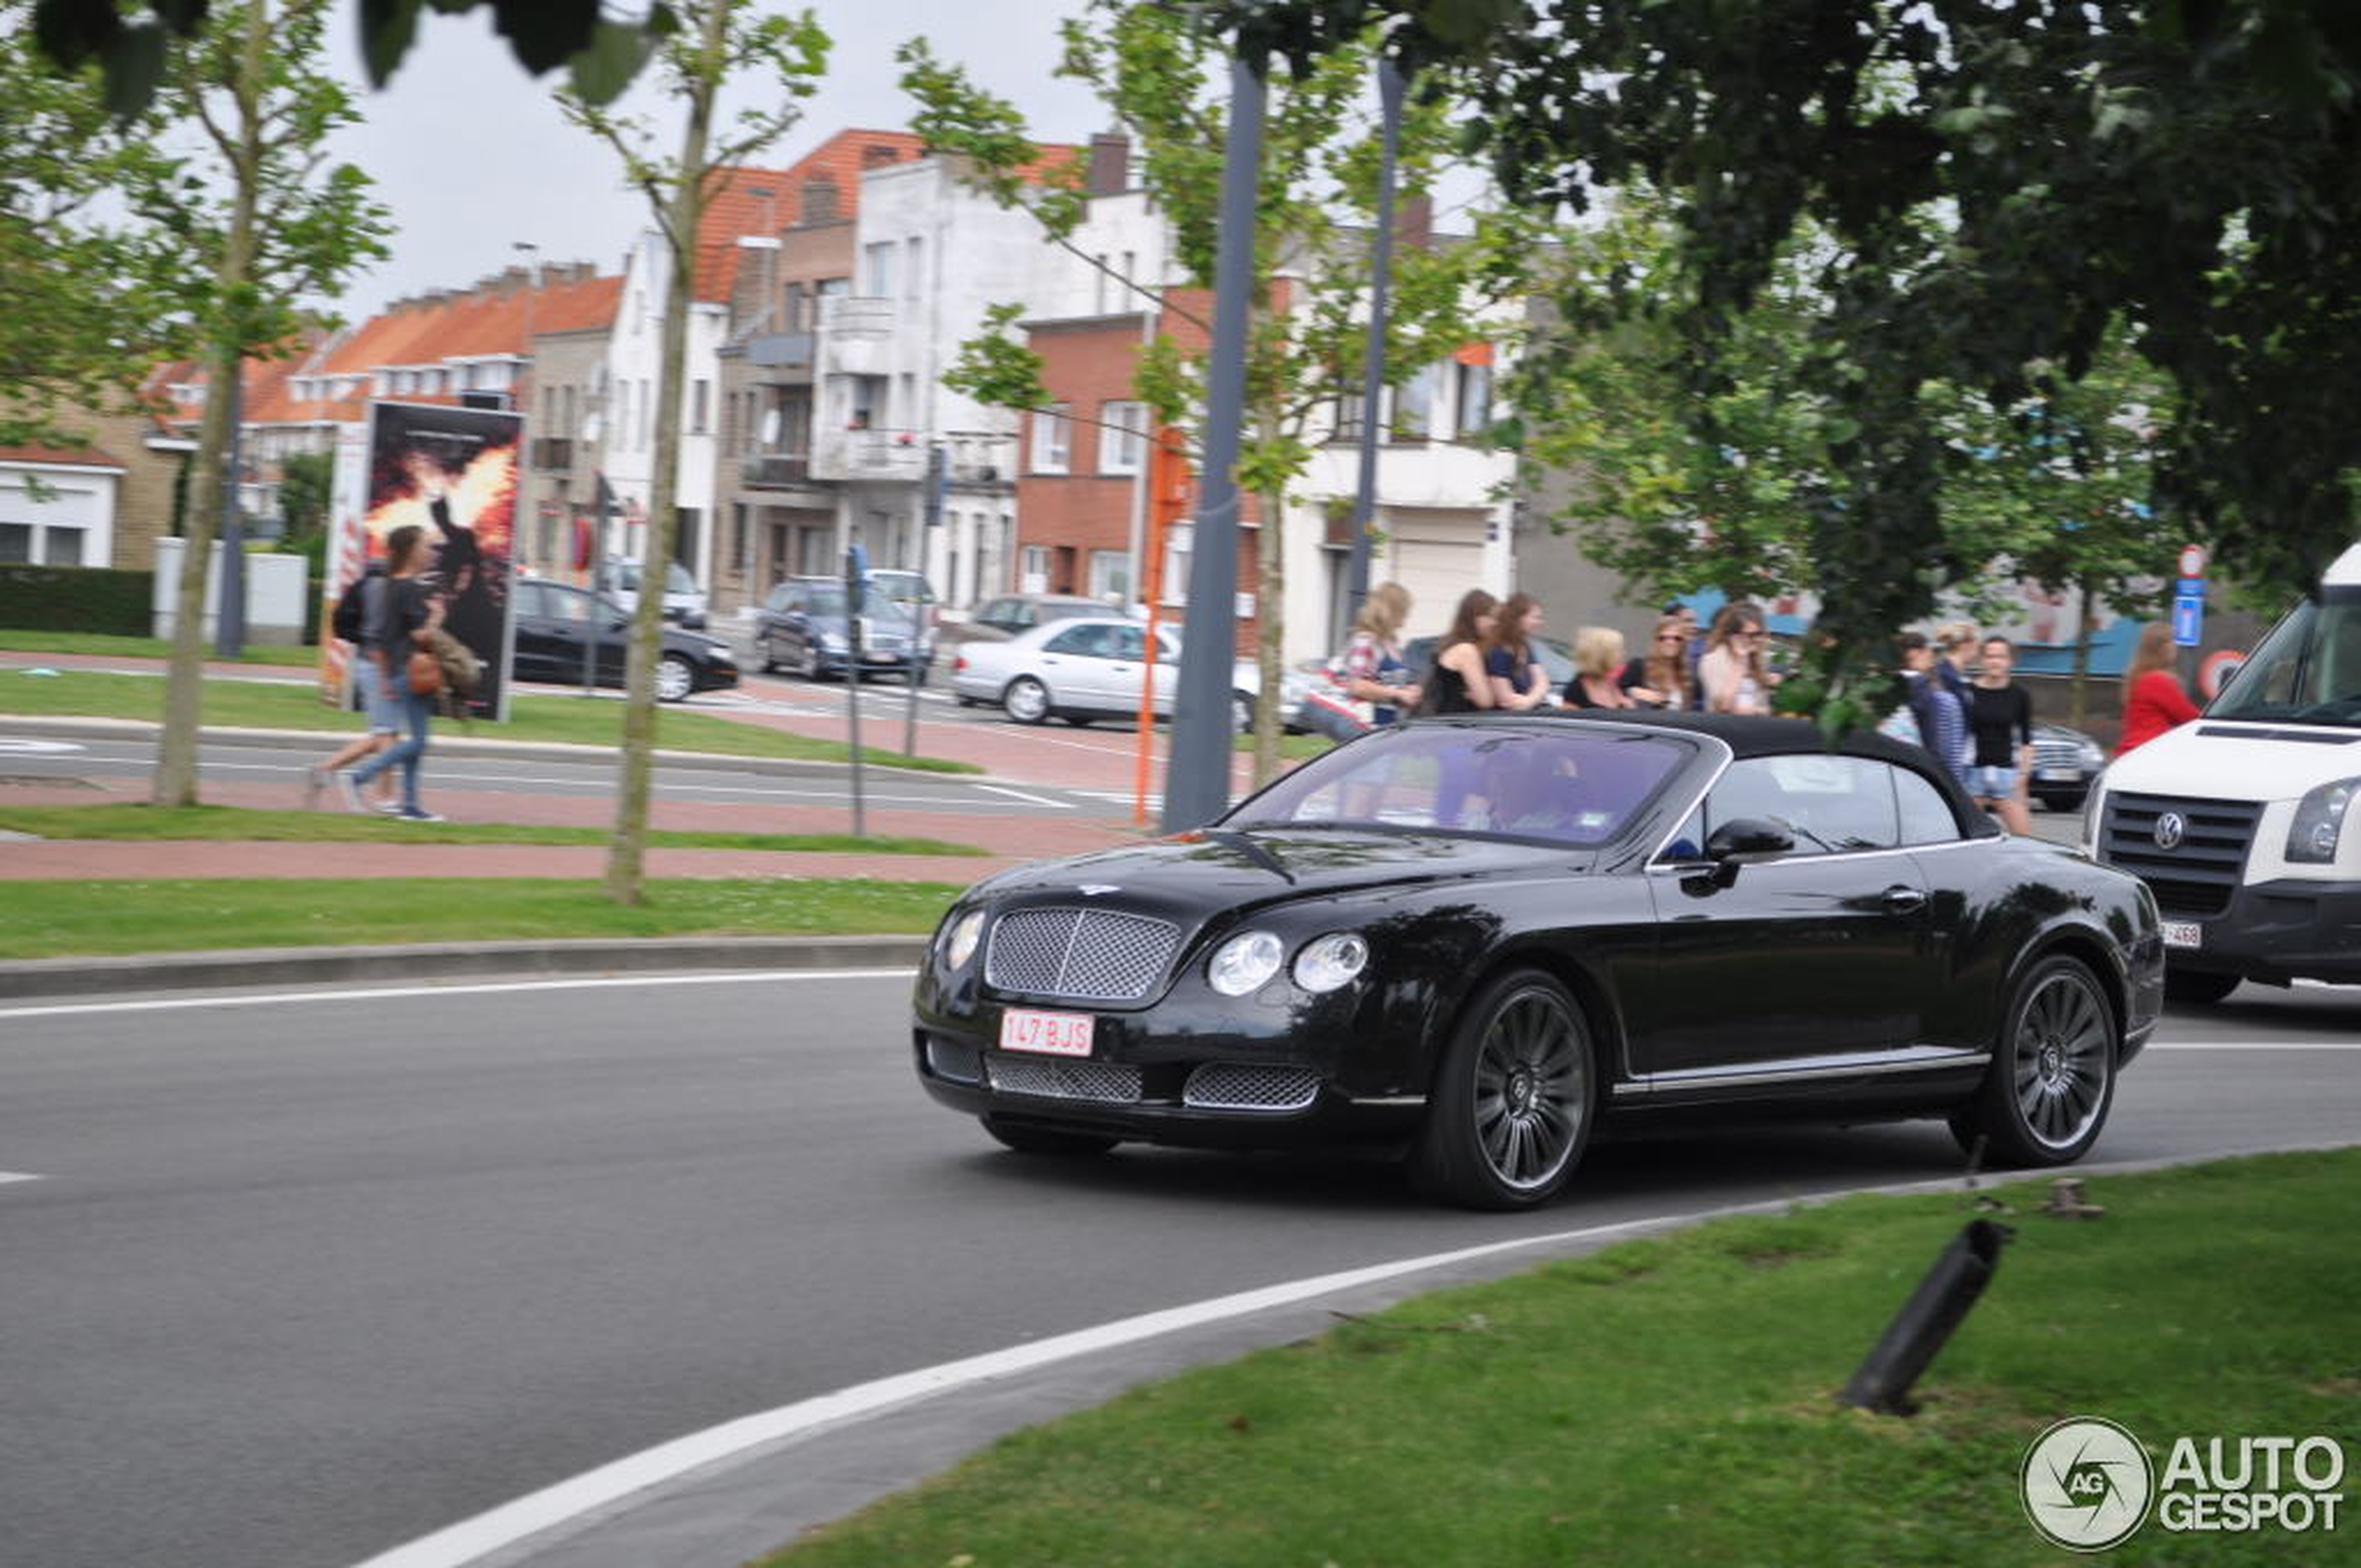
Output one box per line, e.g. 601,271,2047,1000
598,557,708,630
2084,543,2361,1001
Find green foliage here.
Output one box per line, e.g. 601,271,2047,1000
275,449,332,547
0,564,153,636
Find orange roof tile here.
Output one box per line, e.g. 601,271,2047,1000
0,442,126,468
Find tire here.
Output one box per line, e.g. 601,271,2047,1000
756,634,779,674
1062,714,1094,727
2165,967,2242,1005
1232,692,1255,733
1003,676,1050,725
801,641,827,681
1410,968,1597,1210
955,694,979,708
981,1116,1118,1157
2036,792,2084,813
654,654,694,704
1951,955,2117,1166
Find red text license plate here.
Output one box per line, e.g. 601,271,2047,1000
999,1008,1096,1057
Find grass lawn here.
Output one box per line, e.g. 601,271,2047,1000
0,630,320,666
0,876,960,960
764,1149,2361,1568
0,667,979,772
0,804,984,857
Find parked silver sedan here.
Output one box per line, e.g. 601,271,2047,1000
948,616,1315,731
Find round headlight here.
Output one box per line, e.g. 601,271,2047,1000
1292,931,1369,993
1207,929,1285,996
943,909,986,970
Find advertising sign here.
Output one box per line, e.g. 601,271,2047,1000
363,400,524,718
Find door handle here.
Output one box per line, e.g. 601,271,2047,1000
1881,885,1927,914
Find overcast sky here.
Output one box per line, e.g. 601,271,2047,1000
325,0,1111,314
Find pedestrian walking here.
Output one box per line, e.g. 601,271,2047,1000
1621,613,1695,709
1338,581,1421,725
1482,592,1554,711
1563,626,1642,709
1900,631,1971,785
1966,634,2034,834
1698,602,1773,715
341,523,447,824
1424,589,1499,714
2117,620,2201,755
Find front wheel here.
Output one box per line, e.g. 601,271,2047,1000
982,1116,1118,1157
1411,969,1596,1210
1003,676,1050,725
654,653,694,704
1952,955,2117,1166
2165,967,2242,1005
756,635,779,674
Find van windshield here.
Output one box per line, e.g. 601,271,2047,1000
2208,596,2361,727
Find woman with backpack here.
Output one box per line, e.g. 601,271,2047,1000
308,561,397,811
339,523,447,823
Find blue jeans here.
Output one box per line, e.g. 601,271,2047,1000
350,665,430,812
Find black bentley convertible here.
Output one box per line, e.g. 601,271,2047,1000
913,713,2166,1209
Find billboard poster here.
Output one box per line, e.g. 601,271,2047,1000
316,420,373,706
363,400,523,719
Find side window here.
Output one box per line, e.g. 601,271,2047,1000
1895,766,1963,844
543,586,586,624
513,582,547,619
1108,625,1148,660
1706,756,1899,855
979,598,1015,626
1044,624,1111,656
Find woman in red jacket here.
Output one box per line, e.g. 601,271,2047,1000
2117,620,2200,755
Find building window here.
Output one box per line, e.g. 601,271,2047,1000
692,379,710,434
1093,253,1110,315
1390,365,1435,441
904,237,923,299
677,507,700,573
1099,401,1145,474
638,379,653,450
1020,544,1051,595
1332,389,1365,444
862,240,895,297
45,525,84,566
1453,359,1493,440
1030,402,1072,473
849,376,885,430
1088,548,1128,602
1160,522,1191,605
732,503,750,573
0,522,31,563
784,282,806,332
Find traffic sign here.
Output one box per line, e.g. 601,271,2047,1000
2178,544,2207,578
2176,577,2206,598
2172,593,2205,647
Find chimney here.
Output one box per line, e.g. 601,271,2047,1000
801,178,838,223
1394,192,1433,252
1086,132,1129,198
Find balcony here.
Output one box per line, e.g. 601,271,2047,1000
819,296,896,375
530,436,574,472
811,426,928,482
740,453,811,488
745,331,814,377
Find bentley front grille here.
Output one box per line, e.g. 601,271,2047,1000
1182,1063,1323,1113
983,907,1180,1002
985,1053,1143,1104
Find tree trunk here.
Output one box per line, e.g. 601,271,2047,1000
605,1,722,905
153,2,268,808
2069,574,2096,731
1253,481,1286,786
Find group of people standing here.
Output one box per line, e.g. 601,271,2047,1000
1895,624,2037,833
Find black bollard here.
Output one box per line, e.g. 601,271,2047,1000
1838,1219,2014,1416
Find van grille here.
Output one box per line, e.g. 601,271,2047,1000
984,908,1180,1002
2100,792,2258,917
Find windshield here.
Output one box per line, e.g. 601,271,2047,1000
2208,595,2361,727
1227,724,1686,847
803,586,915,625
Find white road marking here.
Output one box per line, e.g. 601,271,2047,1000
0,969,918,1022
0,738,86,754
0,1171,43,1185
970,783,1074,809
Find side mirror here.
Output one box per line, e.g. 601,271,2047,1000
1700,817,1795,887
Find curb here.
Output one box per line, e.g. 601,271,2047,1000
0,715,989,783
0,934,930,1001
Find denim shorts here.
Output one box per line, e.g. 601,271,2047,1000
1964,763,2019,799
361,660,407,733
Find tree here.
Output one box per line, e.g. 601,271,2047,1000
0,4,187,450
558,0,827,905
140,0,389,808
905,4,1522,784
1207,0,2361,732
275,449,334,575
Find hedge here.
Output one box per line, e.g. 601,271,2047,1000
0,564,152,636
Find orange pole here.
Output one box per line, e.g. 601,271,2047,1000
1134,430,1188,825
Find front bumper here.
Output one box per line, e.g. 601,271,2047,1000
2159,876,2361,985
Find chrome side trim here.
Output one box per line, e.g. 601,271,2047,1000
1613,1045,1990,1098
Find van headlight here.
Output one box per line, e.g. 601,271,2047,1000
1292,931,1370,993
2287,778,2360,864
1207,930,1285,996
941,909,986,969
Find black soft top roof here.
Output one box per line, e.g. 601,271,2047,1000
1419,710,2002,838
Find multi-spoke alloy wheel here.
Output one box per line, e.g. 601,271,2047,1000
1954,955,2117,1166
1413,970,1595,1209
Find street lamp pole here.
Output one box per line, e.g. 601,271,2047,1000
1344,55,1405,631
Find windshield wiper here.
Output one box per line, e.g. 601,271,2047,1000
1203,827,1296,884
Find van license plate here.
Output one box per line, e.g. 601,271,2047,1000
2161,921,2201,950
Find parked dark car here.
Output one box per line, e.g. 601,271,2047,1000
510,577,740,702
1403,632,1577,695
2027,720,2108,812
913,712,2165,1209
754,576,927,681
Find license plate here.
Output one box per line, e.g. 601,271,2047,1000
2161,921,2202,950
999,1008,1096,1057
2036,767,2083,782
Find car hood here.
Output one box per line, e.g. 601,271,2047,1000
2106,719,2361,803
973,829,1586,913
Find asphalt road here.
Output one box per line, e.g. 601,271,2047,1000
0,735,1103,819
0,974,2352,1568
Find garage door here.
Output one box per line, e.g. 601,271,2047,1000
1386,508,1489,638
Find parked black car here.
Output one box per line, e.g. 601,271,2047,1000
754,576,928,681
510,577,740,702
913,712,2165,1209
